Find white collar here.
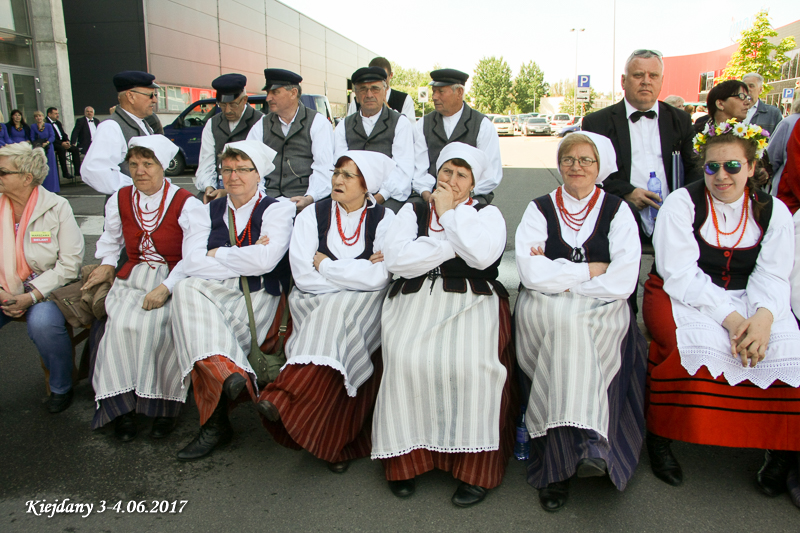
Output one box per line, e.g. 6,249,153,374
709,189,746,211
278,106,300,127
441,103,465,121
360,106,383,122
560,185,598,204
227,191,261,212
624,98,659,120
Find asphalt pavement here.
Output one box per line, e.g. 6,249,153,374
1,135,798,532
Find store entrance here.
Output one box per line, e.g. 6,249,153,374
0,68,39,122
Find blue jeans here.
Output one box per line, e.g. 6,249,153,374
0,300,73,394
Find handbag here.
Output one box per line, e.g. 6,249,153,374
49,265,112,328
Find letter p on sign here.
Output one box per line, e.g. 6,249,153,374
578,75,591,88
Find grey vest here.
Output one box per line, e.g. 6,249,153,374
343,106,399,157
106,108,152,177
422,103,484,178
262,103,318,198
212,105,263,170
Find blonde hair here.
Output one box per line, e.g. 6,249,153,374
33,110,44,118
0,142,49,186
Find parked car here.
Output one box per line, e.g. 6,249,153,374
550,113,572,131
523,117,552,136
515,113,533,131
556,116,583,137
162,93,334,176
491,115,514,136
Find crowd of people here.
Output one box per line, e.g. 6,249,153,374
2,49,800,512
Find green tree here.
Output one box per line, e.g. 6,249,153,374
721,10,796,94
513,61,548,113
559,86,601,116
469,56,513,114
390,62,432,117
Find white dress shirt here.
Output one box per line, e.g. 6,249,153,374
347,88,417,124
245,108,334,201
87,118,97,140
745,99,759,124
333,107,414,202
95,182,202,292
624,99,667,236
412,104,503,196
47,118,64,141
194,115,245,191
515,187,641,301
290,199,395,294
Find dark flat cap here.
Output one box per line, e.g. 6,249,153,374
429,68,469,86
263,68,302,91
113,71,159,92
212,74,247,102
352,66,387,85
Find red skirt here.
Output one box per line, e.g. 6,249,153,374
380,298,519,489
259,351,383,463
644,273,800,450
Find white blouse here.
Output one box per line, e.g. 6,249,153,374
515,187,640,302
290,199,395,294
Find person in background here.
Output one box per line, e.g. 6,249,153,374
70,107,100,155
692,105,708,123
743,72,783,134
0,111,10,147
346,57,416,123
664,95,685,109
693,80,752,134
46,107,80,180
6,109,30,144
29,111,59,193
768,98,800,197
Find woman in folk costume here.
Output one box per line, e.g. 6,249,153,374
514,132,646,512
258,150,396,473
372,142,517,508
644,119,800,500
86,135,201,441
171,140,295,462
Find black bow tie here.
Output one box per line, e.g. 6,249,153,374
630,110,657,123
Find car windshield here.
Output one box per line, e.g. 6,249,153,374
495,117,510,123
553,114,570,121
528,118,547,124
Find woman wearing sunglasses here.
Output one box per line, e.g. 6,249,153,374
693,79,751,135
643,119,800,501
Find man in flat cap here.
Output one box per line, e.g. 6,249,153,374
194,73,264,203
334,67,413,212
347,57,416,123
414,68,502,205
83,71,163,195
246,68,334,212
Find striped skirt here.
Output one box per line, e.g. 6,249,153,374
644,274,800,450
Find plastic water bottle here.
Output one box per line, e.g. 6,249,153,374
514,411,530,461
647,171,662,221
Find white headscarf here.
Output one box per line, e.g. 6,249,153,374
339,150,395,195
222,140,277,178
127,135,179,170
556,131,618,184
435,142,488,184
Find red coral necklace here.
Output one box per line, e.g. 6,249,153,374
556,186,601,231
707,187,749,248
230,193,262,247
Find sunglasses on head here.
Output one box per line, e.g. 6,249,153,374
632,49,663,58
704,160,743,175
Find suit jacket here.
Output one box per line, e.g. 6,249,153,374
70,116,101,152
46,117,69,143
582,99,702,199
751,100,783,134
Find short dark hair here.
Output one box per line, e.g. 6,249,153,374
707,79,748,118
369,57,392,75
125,146,159,166
438,157,475,186
218,147,252,165
46,107,58,115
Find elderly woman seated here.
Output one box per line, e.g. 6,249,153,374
0,142,84,412
85,135,202,441
171,140,295,461
372,142,517,508
514,132,646,512
258,150,395,473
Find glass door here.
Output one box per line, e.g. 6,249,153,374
0,69,39,123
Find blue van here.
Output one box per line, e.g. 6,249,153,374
162,94,334,176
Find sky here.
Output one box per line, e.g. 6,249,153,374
279,0,797,95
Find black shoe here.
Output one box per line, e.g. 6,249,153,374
114,412,137,442
222,373,247,401
255,399,280,422
451,482,488,507
576,457,607,478
756,450,794,497
176,397,233,461
327,460,350,474
646,431,683,486
64,174,75,181
47,389,73,413
150,417,177,439
388,478,416,498
539,480,569,512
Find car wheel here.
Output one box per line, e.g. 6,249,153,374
165,152,186,177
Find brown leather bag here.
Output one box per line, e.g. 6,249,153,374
49,265,111,328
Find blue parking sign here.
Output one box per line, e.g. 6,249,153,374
783,88,795,99
578,75,591,88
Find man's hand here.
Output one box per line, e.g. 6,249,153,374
290,195,314,212
430,182,457,217
61,141,71,149
369,251,384,264
82,264,115,291
588,262,610,278
142,284,170,311
374,193,385,204
421,190,432,203
313,251,329,271
624,187,662,211
204,187,227,204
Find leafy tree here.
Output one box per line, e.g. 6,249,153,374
559,86,601,116
513,61,549,113
469,56,513,114
721,10,796,95
390,62,432,117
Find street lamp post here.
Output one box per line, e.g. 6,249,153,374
570,28,585,117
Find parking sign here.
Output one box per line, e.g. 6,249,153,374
782,88,795,104
578,75,591,88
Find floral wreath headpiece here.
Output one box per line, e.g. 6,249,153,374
692,118,769,160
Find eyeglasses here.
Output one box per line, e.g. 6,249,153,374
130,90,158,100
333,169,364,180
704,160,744,175
559,156,597,168
355,85,385,95
220,167,256,177
632,49,663,58
0,169,21,177
728,92,752,102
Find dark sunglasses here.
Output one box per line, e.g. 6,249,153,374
728,92,752,102
632,49,663,58
130,90,158,99
704,160,743,175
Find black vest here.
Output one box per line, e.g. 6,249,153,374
343,106,400,157
532,191,622,264
211,105,263,172
206,196,289,295
261,103,317,198
105,108,152,177
421,103,485,178
315,198,385,260
387,202,508,298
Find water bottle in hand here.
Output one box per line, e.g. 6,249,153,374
647,172,662,220
514,411,530,461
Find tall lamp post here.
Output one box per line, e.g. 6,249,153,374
570,28,585,117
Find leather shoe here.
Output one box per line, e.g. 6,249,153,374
646,431,683,486
576,457,607,478
222,373,247,401
756,450,794,497
256,399,280,422
150,417,177,439
388,478,415,498
176,422,233,461
451,482,488,507
539,480,569,512
114,412,137,442
327,460,350,474
47,389,74,413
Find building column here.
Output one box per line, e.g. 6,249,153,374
30,0,74,130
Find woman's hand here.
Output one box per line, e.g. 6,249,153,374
588,262,610,278
369,251,384,264
728,308,773,368
142,284,170,311
255,235,270,246
82,264,115,290
430,182,458,217
1,288,42,317
207,248,219,257
313,252,329,271
530,246,544,256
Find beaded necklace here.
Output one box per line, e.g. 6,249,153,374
230,193,262,247
555,186,601,232
132,180,170,267
428,197,474,232
335,202,368,246
706,187,749,248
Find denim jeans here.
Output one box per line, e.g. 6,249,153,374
0,300,74,394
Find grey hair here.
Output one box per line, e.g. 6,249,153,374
664,95,685,108
287,84,302,97
792,98,800,114
742,72,764,84
624,50,664,75
0,142,49,186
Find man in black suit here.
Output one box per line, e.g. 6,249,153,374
582,49,701,240
47,107,82,179
70,106,100,155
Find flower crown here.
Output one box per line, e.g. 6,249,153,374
692,118,769,159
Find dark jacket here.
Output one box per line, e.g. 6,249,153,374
70,116,101,153
750,100,783,135
46,117,69,143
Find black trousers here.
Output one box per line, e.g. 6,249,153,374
53,143,82,177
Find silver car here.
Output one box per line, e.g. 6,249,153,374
523,117,551,136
